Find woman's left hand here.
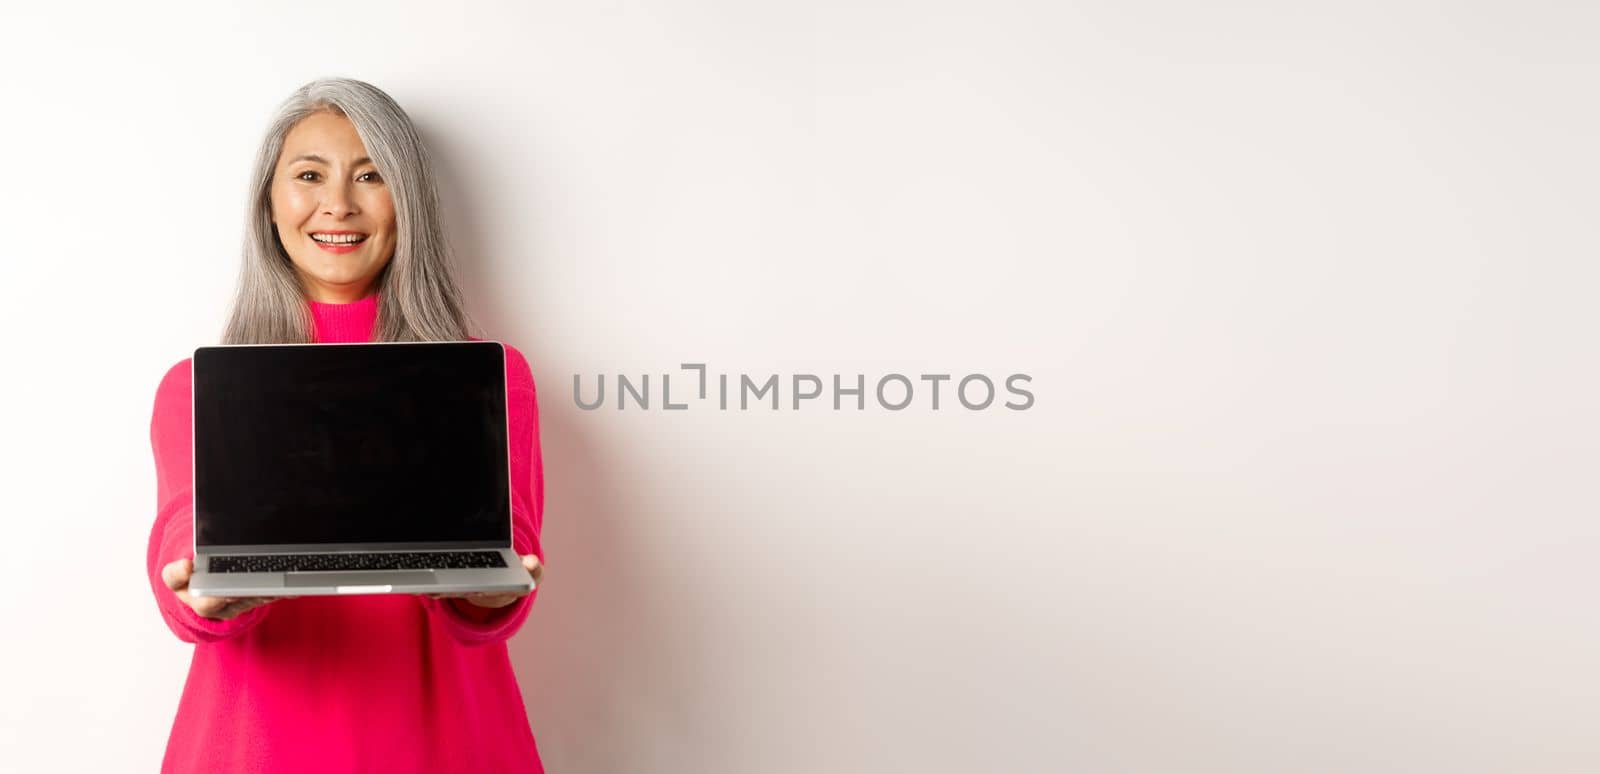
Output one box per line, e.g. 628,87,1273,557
426,554,543,609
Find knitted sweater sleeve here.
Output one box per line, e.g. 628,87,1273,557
146,359,273,643
417,343,546,646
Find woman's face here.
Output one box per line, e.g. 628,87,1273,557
269,111,397,303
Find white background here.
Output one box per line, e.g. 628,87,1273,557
2,2,1597,772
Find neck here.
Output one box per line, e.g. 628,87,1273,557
308,292,380,344
303,285,375,304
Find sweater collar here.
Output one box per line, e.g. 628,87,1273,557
308,292,379,343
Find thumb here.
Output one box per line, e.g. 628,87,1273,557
162,558,192,591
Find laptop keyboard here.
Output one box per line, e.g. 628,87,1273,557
208,551,506,573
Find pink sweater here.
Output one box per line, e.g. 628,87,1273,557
145,293,546,773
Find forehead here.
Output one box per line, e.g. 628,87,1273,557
280,111,370,161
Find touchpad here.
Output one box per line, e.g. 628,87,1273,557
285,571,437,587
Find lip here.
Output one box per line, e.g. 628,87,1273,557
307,230,368,254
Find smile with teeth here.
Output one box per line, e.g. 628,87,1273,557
310,232,368,244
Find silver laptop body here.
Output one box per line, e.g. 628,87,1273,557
187,341,536,598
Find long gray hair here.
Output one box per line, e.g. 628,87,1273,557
221,78,473,344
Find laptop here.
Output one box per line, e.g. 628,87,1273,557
186,340,537,598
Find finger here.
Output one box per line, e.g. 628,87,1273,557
224,600,253,617
463,592,519,609
235,596,271,611
192,596,232,618
215,596,269,619
173,586,215,616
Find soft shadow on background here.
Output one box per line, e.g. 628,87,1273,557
431,127,728,772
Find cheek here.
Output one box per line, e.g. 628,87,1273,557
270,187,314,224
349,183,391,213
370,195,397,234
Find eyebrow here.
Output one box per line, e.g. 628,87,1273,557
287,154,373,166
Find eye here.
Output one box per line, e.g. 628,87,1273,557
358,171,383,183
296,170,321,182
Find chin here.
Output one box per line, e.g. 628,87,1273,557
320,276,378,289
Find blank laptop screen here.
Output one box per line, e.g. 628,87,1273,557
192,342,511,548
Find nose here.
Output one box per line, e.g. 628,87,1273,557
321,179,360,219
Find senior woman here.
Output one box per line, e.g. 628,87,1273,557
144,78,548,772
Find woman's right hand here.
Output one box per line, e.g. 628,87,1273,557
161,558,277,621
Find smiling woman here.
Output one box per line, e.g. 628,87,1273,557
145,78,550,773
269,111,399,302
221,79,470,344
